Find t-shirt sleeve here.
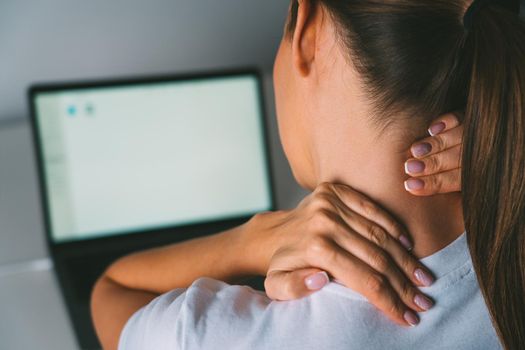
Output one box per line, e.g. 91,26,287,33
118,277,272,350
118,287,187,350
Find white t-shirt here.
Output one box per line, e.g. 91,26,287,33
119,232,502,350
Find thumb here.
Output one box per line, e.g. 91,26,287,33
264,268,330,301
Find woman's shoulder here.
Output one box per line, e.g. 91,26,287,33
182,277,274,315
118,278,275,350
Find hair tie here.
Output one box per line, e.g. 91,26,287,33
463,0,521,30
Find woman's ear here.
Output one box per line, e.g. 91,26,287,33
291,0,321,77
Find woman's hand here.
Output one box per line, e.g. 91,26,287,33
248,183,435,327
404,112,463,195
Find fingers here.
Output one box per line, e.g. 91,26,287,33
309,240,420,327
405,145,462,177
327,185,435,288
410,125,463,159
325,216,434,312
333,211,434,287
404,168,461,196
426,112,462,137
264,268,328,301
328,183,411,249
406,112,463,195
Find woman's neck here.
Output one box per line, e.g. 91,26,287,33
317,128,465,259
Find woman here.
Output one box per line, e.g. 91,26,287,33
92,0,524,349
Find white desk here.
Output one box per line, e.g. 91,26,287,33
0,259,78,349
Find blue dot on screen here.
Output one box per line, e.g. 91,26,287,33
67,105,77,117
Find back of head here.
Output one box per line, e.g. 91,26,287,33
287,0,525,348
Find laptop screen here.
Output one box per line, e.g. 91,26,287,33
31,73,273,243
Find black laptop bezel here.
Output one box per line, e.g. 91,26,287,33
28,68,277,257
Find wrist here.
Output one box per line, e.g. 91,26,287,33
236,210,288,276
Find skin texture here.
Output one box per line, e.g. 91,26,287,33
272,1,465,258
91,2,465,349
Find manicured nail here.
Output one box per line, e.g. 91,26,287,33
414,268,434,287
405,160,425,175
428,122,446,136
414,294,434,311
404,310,420,326
404,178,424,191
411,142,432,157
399,235,413,251
305,271,329,291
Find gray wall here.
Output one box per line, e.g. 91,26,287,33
0,0,289,121
2,0,524,123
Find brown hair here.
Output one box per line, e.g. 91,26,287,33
287,1,525,348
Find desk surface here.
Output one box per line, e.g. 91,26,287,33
0,120,81,349
0,259,79,350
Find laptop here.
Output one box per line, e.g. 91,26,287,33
28,69,275,349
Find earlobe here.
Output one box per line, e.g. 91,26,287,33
291,0,318,77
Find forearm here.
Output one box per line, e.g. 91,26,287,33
102,214,277,294
91,277,157,350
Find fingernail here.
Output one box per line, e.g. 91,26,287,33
399,235,413,251
428,122,446,136
411,142,432,157
414,268,434,287
305,271,329,291
414,294,434,311
405,160,425,175
404,178,424,191
404,310,420,326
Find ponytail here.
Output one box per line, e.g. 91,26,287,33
461,4,525,349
